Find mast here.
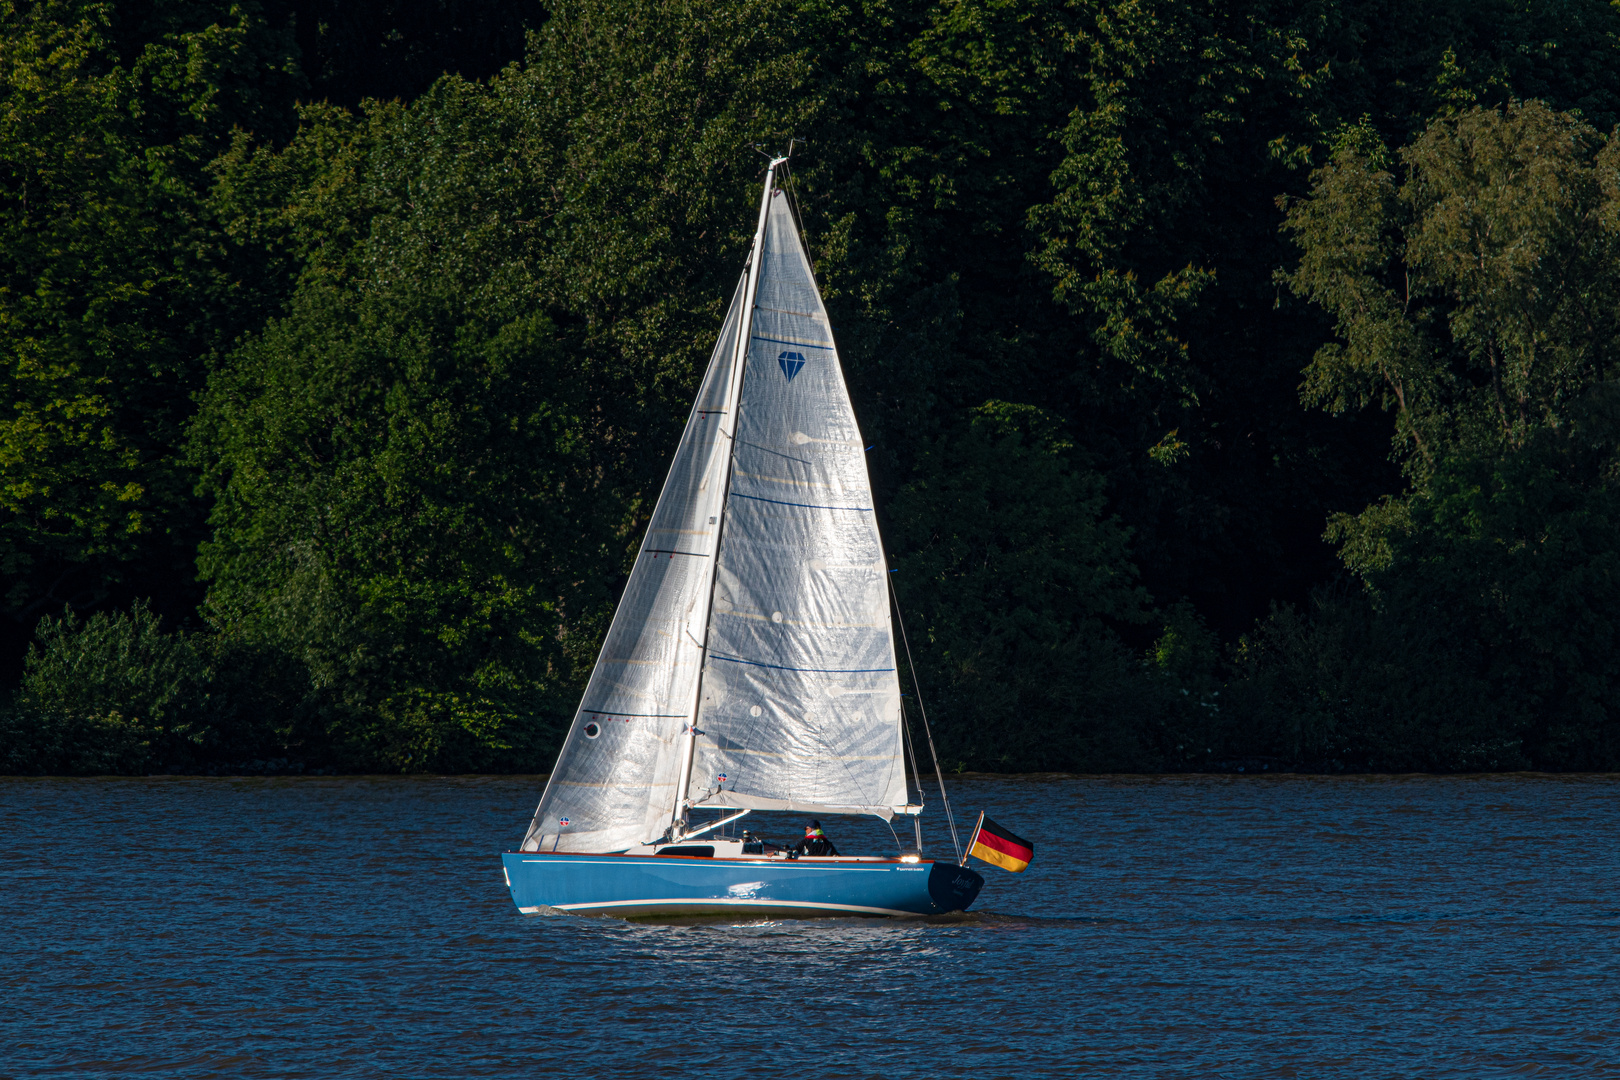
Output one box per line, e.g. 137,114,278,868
668,156,786,839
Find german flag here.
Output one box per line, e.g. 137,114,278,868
966,812,1034,873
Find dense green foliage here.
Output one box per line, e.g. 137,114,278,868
1234,101,1620,771
0,600,315,772
3,0,1620,773
0,0,301,633
888,401,1161,770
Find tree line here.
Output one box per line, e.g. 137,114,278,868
3,0,1619,774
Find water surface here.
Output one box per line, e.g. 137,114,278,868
2,774,1617,1077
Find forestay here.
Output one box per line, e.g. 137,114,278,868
686,191,909,821
522,277,746,854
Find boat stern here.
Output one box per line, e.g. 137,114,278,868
926,860,984,911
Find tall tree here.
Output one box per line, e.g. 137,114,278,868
1283,101,1620,561
1027,0,1620,637
1264,103,1620,768
0,0,301,661
195,0,817,768
278,0,545,108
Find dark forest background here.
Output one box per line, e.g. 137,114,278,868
3,0,1619,775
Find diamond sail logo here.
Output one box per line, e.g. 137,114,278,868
777,351,806,382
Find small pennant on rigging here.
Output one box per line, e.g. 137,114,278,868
778,351,806,382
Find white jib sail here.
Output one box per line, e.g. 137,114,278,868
522,276,747,854
686,190,910,821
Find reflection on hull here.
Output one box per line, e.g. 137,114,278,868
501,851,984,918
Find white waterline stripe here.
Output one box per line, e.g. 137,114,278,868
551,897,913,916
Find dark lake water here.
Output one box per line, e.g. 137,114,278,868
3,774,1618,1077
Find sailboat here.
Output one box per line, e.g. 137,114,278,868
501,156,985,919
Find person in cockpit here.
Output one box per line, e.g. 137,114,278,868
788,820,838,857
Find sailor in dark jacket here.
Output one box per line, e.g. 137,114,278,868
789,820,838,857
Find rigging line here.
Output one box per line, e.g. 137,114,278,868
781,159,817,278
883,814,903,854
899,687,925,811
751,334,835,351
887,569,962,864
737,439,815,466
708,654,893,674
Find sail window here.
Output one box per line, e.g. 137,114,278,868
583,722,601,739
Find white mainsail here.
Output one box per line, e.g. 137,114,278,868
523,163,909,854
685,190,909,821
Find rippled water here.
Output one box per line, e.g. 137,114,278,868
3,774,1618,1077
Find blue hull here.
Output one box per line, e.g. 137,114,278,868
501,852,984,918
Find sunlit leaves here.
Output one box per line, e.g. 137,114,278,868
0,0,301,619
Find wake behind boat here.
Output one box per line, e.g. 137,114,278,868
502,155,985,918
